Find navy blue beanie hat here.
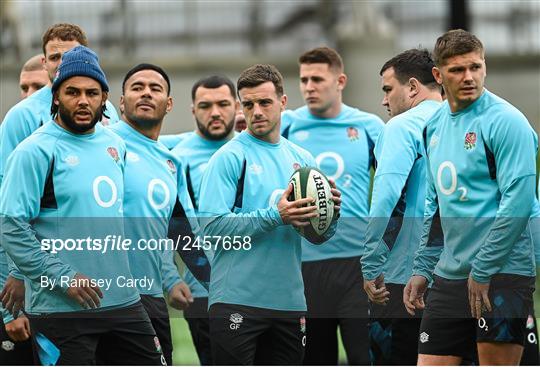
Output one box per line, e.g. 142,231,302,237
51,45,109,93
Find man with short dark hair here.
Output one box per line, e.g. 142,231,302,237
0,46,164,365
198,64,341,365
406,29,537,366
282,46,383,365
18,54,49,99
171,74,238,365
109,63,206,366
361,48,442,365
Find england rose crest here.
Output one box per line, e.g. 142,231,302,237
300,316,306,333
154,336,162,353
347,127,359,141
166,159,177,174
107,147,120,162
464,132,477,150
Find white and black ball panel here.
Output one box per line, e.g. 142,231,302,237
288,166,334,244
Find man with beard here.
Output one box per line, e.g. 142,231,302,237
0,46,164,365
361,49,442,365
170,75,237,365
109,63,209,365
0,24,119,356
1,23,119,185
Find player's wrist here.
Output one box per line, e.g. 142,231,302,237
58,270,79,293
8,271,24,281
166,280,183,294
361,261,381,281
270,205,284,226
2,310,14,324
470,270,491,284
412,271,432,284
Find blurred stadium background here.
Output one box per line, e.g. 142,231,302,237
1,0,539,364
1,0,538,133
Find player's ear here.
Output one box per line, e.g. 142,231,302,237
53,91,60,106
280,94,288,111
191,103,195,116
166,96,173,113
337,73,347,91
432,67,443,85
408,78,420,98
101,91,108,106
119,95,125,114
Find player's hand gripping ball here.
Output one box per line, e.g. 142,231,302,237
288,166,335,244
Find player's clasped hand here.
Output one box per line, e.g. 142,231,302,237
278,184,319,227
66,273,103,309
5,316,31,342
403,275,428,316
168,282,194,311
363,274,390,305
0,275,25,316
467,275,492,319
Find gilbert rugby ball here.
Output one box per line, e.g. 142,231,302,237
288,166,335,244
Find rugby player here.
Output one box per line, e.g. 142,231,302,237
406,29,538,365
18,54,48,99
198,64,341,365
361,49,442,365
0,45,164,364
171,75,238,365
1,24,119,181
109,63,203,365
282,47,383,365
0,24,120,363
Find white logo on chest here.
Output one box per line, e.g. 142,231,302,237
127,152,140,162
249,163,263,175
64,155,80,166
430,134,439,147
294,130,310,141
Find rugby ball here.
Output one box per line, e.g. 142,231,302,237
288,166,335,244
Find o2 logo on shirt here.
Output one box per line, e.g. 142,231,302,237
147,179,171,210
436,161,468,201
93,176,118,208
315,152,344,181
92,176,171,211
315,152,352,187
